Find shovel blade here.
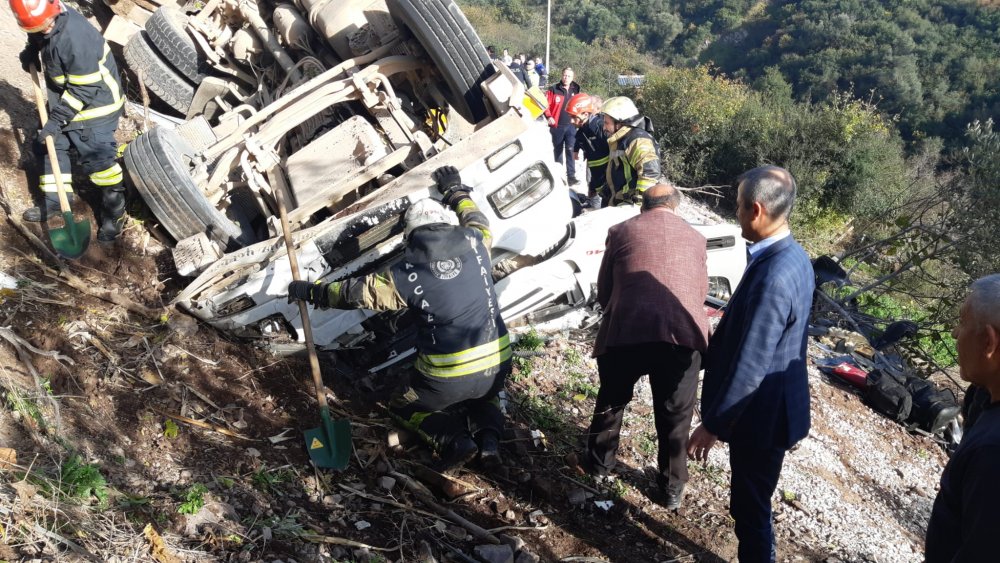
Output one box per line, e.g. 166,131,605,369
304,408,351,470
50,211,91,259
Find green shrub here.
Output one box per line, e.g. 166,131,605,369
60,456,109,507
177,483,209,515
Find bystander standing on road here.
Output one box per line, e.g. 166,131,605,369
545,67,581,186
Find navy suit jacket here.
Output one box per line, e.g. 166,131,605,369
700,235,815,449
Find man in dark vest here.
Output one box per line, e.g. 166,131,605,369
288,166,510,470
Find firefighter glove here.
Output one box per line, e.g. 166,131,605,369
19,45,40,73
37,118,62,144
288,280,323,306
432,165,469,206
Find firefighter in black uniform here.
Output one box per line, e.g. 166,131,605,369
288,166,511,469
13,0,127,242
567,93,610,209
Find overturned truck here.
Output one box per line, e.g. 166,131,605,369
114,0,747,362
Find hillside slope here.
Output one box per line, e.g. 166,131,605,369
0,4,951,561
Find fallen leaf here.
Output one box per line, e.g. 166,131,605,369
11,481,37,503
0,448,17,470
143,524,180,563
141,368,163,385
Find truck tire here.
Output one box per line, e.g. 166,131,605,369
123,31,194,115
124,127,246,247
145,7,207,83
386,0,492,123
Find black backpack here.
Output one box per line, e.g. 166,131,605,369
863,369,912,422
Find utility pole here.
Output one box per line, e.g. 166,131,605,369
545,0,551,76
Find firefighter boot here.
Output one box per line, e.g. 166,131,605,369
97,185,127,243
476,430,503,469
23,192,75,222
436,433,478,472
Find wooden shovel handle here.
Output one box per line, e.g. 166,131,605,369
28,65,71,214
272,170,329,411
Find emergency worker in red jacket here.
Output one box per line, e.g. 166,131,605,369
544,67,581,186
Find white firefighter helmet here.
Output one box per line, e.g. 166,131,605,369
602,96,640,123
404,198,459,239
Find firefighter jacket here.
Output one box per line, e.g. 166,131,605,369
322,196,511,380
30,6,124,131
574,115,610,194
606,119,660,204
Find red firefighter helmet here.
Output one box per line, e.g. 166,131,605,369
10,0,62,33
565,93,598,118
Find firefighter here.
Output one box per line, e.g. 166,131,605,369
287,166,510,470
13,0,127,242
602,96,661,206
566,93,609,209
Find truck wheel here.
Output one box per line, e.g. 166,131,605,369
145,7,208,83
124,127,246,247
123,31,194,115
386,0,492,123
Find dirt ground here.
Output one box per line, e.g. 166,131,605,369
0,3,954,562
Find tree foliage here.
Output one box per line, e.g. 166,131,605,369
466,0,1000,147
460,0,1000,368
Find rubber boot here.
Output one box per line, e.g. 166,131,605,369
435,433,478,472
97,185,127,243
476,430,503,469
22,192,74,222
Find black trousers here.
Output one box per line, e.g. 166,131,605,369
389,362,509,452
550,125,577,182
729,440,787,563
39,121,121,193
585,342,700,487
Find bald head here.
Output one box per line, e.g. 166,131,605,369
641,183,682,212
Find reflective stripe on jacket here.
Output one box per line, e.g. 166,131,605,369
37,7,123,130
575,115,610,192
333,197,509,379
606,124,660,202
391,222,510,379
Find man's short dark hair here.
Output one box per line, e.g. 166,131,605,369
738,165,797,220
641,183,681,211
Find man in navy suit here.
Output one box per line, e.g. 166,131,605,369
687,166,815,562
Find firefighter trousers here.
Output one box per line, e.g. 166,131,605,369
389,362,509,453
39,121,122,195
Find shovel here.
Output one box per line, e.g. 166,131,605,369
272,173,351,470
29,65,91,259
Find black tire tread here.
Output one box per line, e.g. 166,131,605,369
124,127,243,245
386,0,492,122
145,7,207,83
123,31,194,115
